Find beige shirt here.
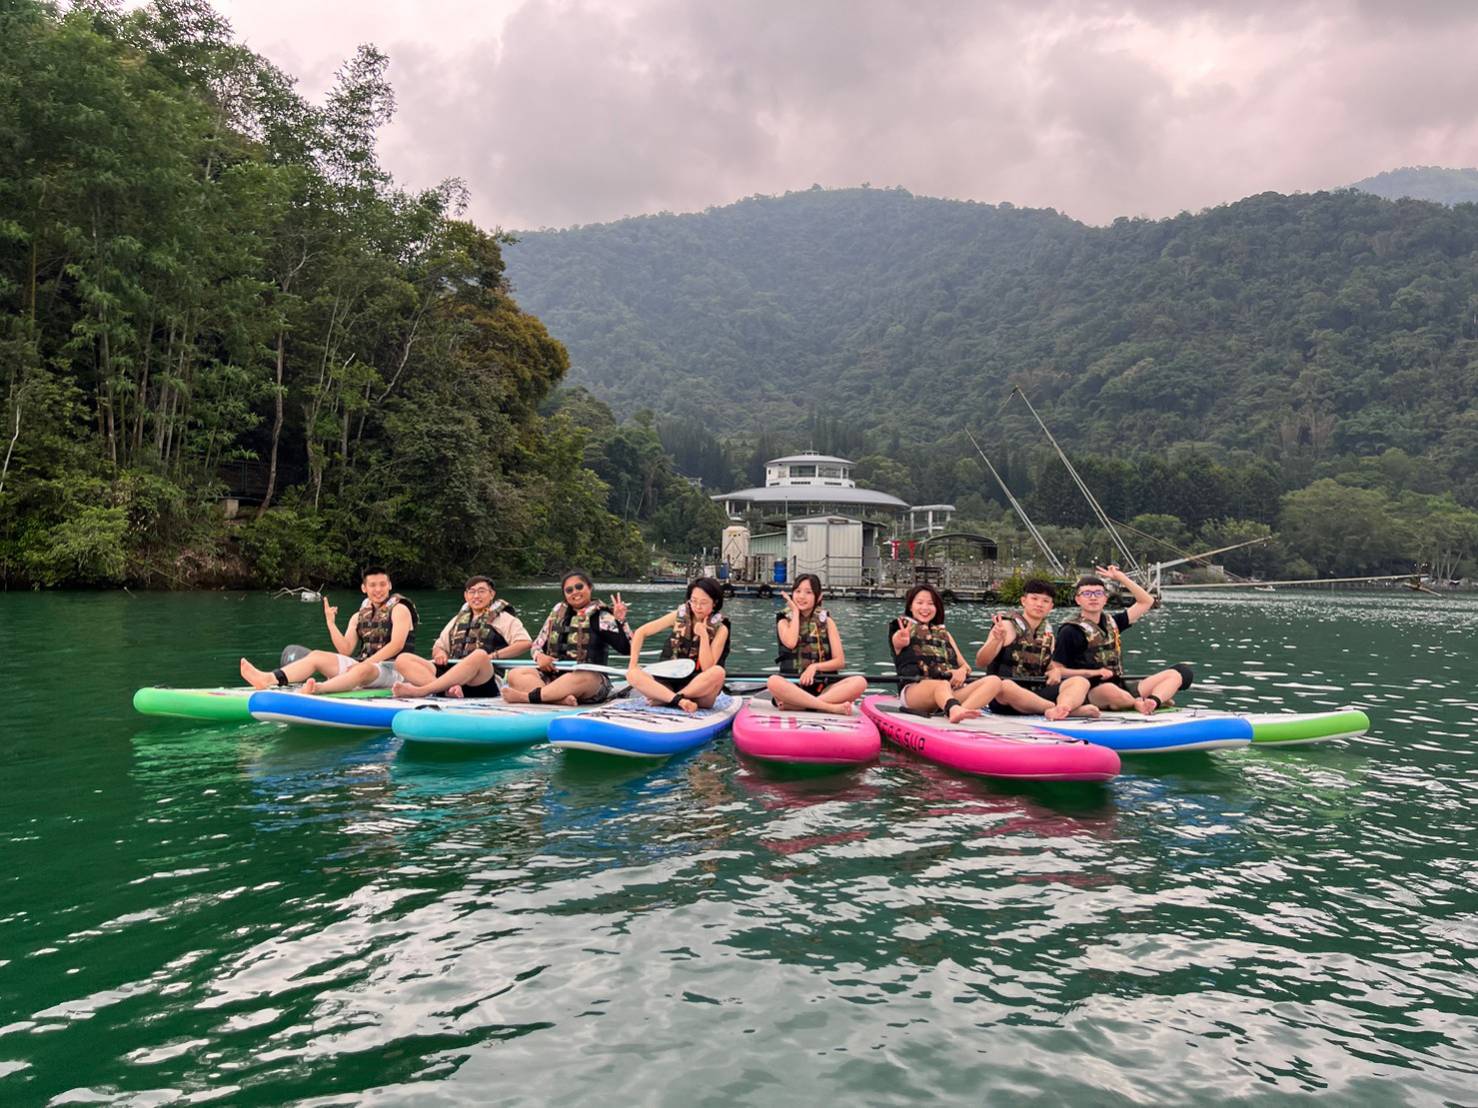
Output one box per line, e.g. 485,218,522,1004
432,608,531,658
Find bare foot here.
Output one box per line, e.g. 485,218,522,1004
1044,705,1070,721
948,705,981,723
502,686,530,704
447,685,464,699
820,701,855,716
677,697,699,714
555,695,579,707
302,678,319,695
240,659,275,690
392,681,425,698
1134,697,1156,715
1071,704,1101,719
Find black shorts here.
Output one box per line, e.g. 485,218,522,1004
434,661,499,699
1087,674,1131,693
989,682,1063,715
779,671,841,695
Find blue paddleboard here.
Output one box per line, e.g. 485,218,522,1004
547,694,742,758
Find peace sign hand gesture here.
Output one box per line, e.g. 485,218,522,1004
610,593,628,622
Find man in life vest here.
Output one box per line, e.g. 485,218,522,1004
239,565,418,693
1051,565,1195,715
390,576,532,698
974,578,1099,721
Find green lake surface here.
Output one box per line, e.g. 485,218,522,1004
2,587,1476,1105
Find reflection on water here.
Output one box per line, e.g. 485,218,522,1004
2,588,1477,1103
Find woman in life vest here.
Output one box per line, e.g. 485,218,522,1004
238,565,417,694
625,577,730,713
391,576,532,698
765,573,868,714
503,571,631,706
887,584,1000,723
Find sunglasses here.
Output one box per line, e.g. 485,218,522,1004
563,583,588,594
1077,589,1107,598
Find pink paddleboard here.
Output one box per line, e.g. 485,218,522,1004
732,696,880,765
860,696,1120,782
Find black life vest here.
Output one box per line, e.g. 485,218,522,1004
663,604,731,668
894,620,956,681
1069,614,1123,676
446,599,512,660
544,601,607,664
355,594,418,660
994,613,1054,679
776,609,831,674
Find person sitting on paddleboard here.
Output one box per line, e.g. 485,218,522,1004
390,576,532,699
888,584,1000,723
502,571,631,707
766,573,868,715
625,577,731,714
1050,565,1194,716
974,578,1100,722
239,565,418,694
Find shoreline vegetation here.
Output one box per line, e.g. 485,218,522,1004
5,3,1477,592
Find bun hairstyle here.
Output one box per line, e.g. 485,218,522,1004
902,584,946,625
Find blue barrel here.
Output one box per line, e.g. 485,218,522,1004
773,560,787,585
717,562,730,580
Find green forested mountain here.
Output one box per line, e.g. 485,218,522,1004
505,185,1478,577
1353,166,1478,206
0,0,670,588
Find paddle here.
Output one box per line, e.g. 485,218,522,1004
722,670,1156,687
500,657,696,680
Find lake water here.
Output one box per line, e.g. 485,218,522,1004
2,587,1475,1105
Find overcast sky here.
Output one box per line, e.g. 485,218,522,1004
212,0,1478,231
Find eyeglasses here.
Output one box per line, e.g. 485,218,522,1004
467,586,493,595
563,583,588,594
1077,589,1107,599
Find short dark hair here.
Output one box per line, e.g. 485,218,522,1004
1021,578,1056,598
361,565,391,582
687,576,724,612
902,584,946,625
1075,575,1105,592
464,575,493,591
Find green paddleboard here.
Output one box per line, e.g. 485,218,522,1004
1245,709,1370,746
133,685,390,722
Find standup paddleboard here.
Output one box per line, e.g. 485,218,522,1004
1243,709,1370,745
993,705,1367,751
998,708,1252,754
248,690,505,731
731,696,879,765
860,696,1120,782
392,699,591,747
547,694,742,758
134,685,389,723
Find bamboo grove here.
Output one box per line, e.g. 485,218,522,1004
0,0,653,588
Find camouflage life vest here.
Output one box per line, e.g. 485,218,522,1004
545,601,604,664
1070,614,1123,676
355,594,418,660
898,621,956,681
776,609,831,674
664,604,731,668
995,613,1054,679
446,599,512,660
